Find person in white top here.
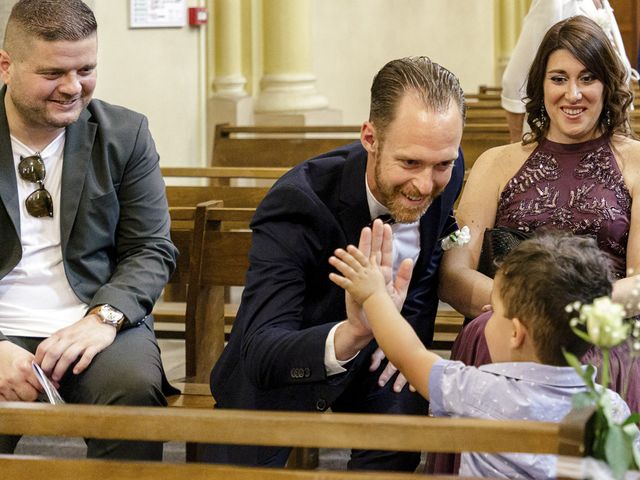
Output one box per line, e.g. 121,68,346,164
502,0,634,143
0,0,177,460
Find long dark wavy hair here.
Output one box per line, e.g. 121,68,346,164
523,15,634,145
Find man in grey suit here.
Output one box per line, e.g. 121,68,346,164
0,0,177,460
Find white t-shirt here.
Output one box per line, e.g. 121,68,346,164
0,133,88,337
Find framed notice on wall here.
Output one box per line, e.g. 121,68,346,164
130,0,186,29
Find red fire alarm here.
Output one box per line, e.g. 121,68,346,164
188,7,208,26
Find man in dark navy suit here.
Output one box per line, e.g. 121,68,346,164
208,56,466,472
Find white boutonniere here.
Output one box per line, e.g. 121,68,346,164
441,225,470,251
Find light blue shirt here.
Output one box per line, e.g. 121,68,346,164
429,360,630,479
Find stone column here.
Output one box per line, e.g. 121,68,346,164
495,0,531,80
213,0,247,97
208,0,254,159
255,0,339,125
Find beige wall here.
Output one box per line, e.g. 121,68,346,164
0,0,208,167
0,2,16,47
1,0,500,165
93,1,207,167
311,0,496,124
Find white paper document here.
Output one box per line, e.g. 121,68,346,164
32,362,65,404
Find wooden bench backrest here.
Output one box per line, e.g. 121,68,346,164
162,165,289,180
213,122,511,173
154,204,224,334
0,402,593,455
460,123,511,166
212,123,360,169
465,107,507,123
0,457,470,480
166,185,270,209
478,85,502,95
166,205,216,293
0,402,594,480
183,203,254,380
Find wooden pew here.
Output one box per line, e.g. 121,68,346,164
155,185,265,341
162,166,289,181
0,402,594,480
183,203,253,381
147,201,250,381
478,85,502,95
463,99,503,109
151,205,204,341
212,124,360,169
465,107,508,124
460,123,511,167
166,185,270,210
476,82,640,95
210,122,511,173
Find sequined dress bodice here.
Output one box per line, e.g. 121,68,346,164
494,135,631,277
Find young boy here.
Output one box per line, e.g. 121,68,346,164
329,225,631,479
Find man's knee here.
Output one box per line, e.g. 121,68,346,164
63,358,165,407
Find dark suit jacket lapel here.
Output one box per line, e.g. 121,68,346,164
336,146,371,246
0,87,20,238
60,108,96,252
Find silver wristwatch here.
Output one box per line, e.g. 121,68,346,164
92,304,126,331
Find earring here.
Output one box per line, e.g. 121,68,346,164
539,105,547,126
606,109,612,128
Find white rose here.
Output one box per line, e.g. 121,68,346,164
582,297,629,348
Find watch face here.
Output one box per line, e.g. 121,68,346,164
99,305,124,326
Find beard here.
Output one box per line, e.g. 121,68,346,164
9,91,88,130
374,158,443,223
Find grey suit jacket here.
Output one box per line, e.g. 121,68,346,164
0,87,177,340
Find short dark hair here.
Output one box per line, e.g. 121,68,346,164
523,15,633,145
4,0,97,56
369,56,466,140
497,232,613,365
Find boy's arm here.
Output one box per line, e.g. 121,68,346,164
361,291,440,400
329,244,441,400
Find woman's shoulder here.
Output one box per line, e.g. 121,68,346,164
610,134,640,158
470,141,535,176
610,135,640,192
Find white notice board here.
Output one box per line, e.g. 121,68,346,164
130,0,186,28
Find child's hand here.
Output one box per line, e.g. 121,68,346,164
329,245,387,305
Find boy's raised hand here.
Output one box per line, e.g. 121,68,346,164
329,245,387,305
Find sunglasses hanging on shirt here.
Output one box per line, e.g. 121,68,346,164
18,153,54,218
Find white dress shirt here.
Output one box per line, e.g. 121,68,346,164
324,176,420,375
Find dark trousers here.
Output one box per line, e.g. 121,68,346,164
0,322,171,460
330,359,427,471
203,359,428,471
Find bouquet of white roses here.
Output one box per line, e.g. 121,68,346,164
564,297,640,479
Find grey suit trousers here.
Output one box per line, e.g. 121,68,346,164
0,322,169,460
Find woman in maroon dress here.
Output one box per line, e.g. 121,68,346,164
429,15,640,474
440,13,640,424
